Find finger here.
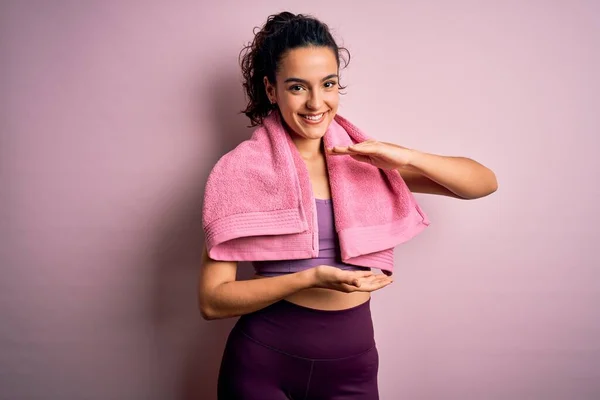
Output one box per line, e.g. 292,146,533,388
355,271,377,286
329,145,367,154
327,139,377,152
348,139,377,148
327,146,353,155
342,276,361,287
357,276,393,290
338,283,358,293
358,274,388,282
373,277,393,288
341,270,373,285
347,143,379,154
358,280,392,292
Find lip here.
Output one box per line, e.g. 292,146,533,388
299,111,328,125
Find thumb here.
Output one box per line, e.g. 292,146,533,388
349,271,374,287
345,276,361,287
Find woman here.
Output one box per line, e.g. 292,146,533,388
198,11,497,400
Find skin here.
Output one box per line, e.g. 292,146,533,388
260,45,381,309
198,45,499,319
263,46,339,161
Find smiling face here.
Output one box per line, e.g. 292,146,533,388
264,46,340,141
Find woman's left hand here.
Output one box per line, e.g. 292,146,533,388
326,139,414,170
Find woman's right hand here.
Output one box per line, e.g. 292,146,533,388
310,265,393,293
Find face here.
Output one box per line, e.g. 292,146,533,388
264,46,340,141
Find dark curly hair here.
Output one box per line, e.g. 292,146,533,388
239,11,350,127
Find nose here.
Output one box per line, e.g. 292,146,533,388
306,90,323,111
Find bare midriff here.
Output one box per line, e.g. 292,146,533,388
251,152,372,310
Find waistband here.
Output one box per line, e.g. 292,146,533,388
235,299,375,360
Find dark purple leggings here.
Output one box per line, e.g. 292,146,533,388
217,298,379,399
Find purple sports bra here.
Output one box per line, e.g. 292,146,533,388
252,198,372,277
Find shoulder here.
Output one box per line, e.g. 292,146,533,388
205,129,269,192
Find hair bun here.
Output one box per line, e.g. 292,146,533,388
272,11,297,23
239,11,349,127
264,11,302,32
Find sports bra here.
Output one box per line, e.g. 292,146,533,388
252,198,372,277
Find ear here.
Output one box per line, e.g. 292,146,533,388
263,76,276,102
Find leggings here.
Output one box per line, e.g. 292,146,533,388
217,298,379,399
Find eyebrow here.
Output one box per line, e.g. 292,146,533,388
283,74,339,84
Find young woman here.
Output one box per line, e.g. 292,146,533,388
198,11,497,400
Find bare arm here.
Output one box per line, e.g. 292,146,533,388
197,245,388,320
198,245,318,320
327,142,497,200
399,152,497,200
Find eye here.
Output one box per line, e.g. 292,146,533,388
324,81,338,89
289,85,304,92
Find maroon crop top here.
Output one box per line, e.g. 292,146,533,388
252,198,372,277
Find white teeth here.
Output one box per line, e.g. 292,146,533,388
302,113,324,121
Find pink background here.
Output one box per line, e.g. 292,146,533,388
2,1,599,399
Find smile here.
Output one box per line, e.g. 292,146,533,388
299,112,327,124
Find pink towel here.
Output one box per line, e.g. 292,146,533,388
202,111,430,275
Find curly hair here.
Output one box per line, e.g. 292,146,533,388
239,11,350,127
